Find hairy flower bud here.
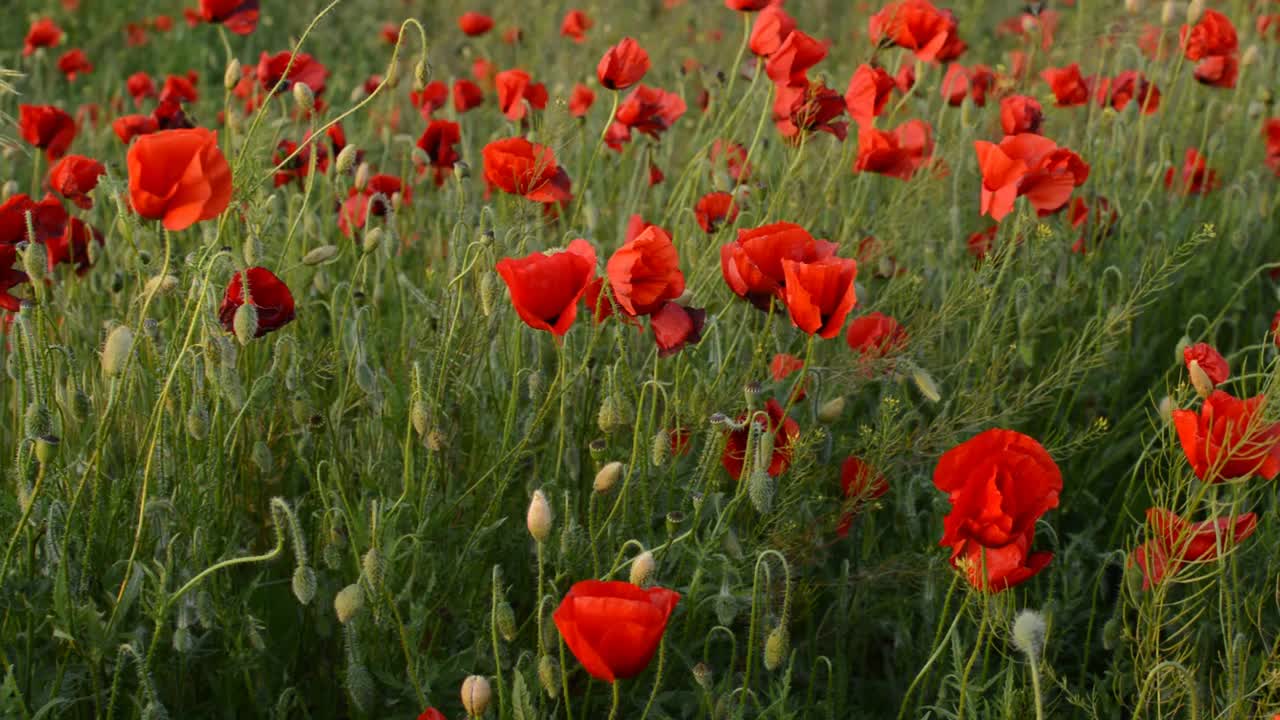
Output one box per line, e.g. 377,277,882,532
461,675,492,718
233,303,259,346
629,550,655,587
303,245,339,266
21,242,46,284
496,601,517,641
102,325,134,377
593,461,623,493
292,82,315,113
336,145,359,175
537,654,559,698
527,489,552,542
224,59,241,91
334,584,363,623
292,566,317,605
1187,360,1214,398
1011,609,1047,661
764,626,789,671
817,396,846,424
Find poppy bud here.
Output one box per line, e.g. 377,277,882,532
629,550,655,586
454,160,471,180
186,402,209,440
748,467,774,513
385,59,401,89
354,162,370,190
426,429,447,451
1011,609,1047,661
414,59,430,90
910,366,942,403
650,429,669,467
594,461,623,493
461,675,492,718
693,662,713,690
336,145,359,175
537,654,559,698
1185,0,1204,23
292,82,315,113
817,396,845,424
224,59,241,91
292,566,317,605
478,270,498,317
346,663,374,713
21,243,46,283
764,626,789,671
35,434,58,465
1242,45,1259,67
243,234,263,266
1157,395,1174,423
102,325,135,377
233,303,259,345
303,245,339,265
1187,360,1214,398
496,601,517,641
362,227,383,254
527,489,552,542
1160,0,1176,24
72,387,91,422
411,398,430,437
143,274,179,297
743,381,762,410
2,180,17,201
362,547,384,590
598,393,632,433
334,583,363,623
1101,615,1122,650
527,370,544,404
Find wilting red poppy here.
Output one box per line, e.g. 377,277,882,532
113,115,160,144
218,267,296,338
552,580,680,683
1164,148,1219,196
56,49,93,81
1130,508,1256,589
837,456,889,536
24,18,62,57
482,137,572,207
19,105,76,160
1103,71,1160,114
846,312,908,358
1000,95,1043,135
47,155,105,209
127,73,157,107
415,120,461,187
495,69,548,121
570,83,596,117
845,64,896,128
775,82,849,141
721,221,837,309
608,85,686,150
975,133,1089,221
257,51,329,96
694,192,739,233
561,10,592,42
597,38,651,91
939,63,995,106
721,398,801,479
750,6,795,57
651,302,706,357
452,79,484,113
127,128,232,232
1040,63,1092,107
201,0,259,35
853,119,934,181
781,257,858,338
868,0,966,63
1173,390,1280,482
764,31,826,87
934,429,1061,592
495,239,597,337
604,225,685,317
0,246,28,311
458,11,494,36
1183,343,1229,387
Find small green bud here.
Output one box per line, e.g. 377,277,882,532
233,304,259,346
334,584,364,624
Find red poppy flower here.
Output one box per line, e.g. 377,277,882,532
764,31,826,87
495,239,597,337
552,580,680,683
846,312,908,358
868,0,966,63
1067,196,1117,254
934,429,1061,592
996,9,1060,50
1130,508,1256,589
339,173,407,233
127,128,233,232
1260,14,1280,40
1000,95,1043,135
458,11,494,36
452,80,484,113
25,19,63,57
200,0,259,34
1163,148,1219,196
845,64,896,128
694,192,739,234
710,140,752,182
597,38,651,91
159,73,199,105
418,709,446,720
1103,71,1160,114
750,6,795,57
47,155,105,209
125,23,148,47
127,73,156,107
56,49,93,81
272,135,330,188
722,398,801,479
894,62,916,93
45,217,102,275
651,302,706,357
0,194,68,249
604,225,685,317
1173,390,1280,482
409,81,448,120
607,85,686,150
721,222,837,310
1180,9,1238,60
113,115,160,145
218,267,296,338
775,82,849,141
1183,343,1229,387
781,257,858,339
853,119,934,181
0,246,28,311
569,83,596,117
257,51,329,96
726,0,773,9
415,120,461,187
561,9,592,42
975,134,1089,221
482,137,572,207
19,105,76,161
940,63,995,107
1265,118,1280,177
1191,53,1239,88
1040,63,1092,107
494,69,548,121
770,353,808,401
837,456,889,536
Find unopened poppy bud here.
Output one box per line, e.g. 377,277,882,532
361,547,384,589
1101,615,1122,650
411,398,430,437
764,626,789,671
21,243,46,283
414,59,430,89
354,162,370,190
454,160,471,180
693,662,713,690
1160,0,1176,24
748,467,774,513
2,180,18,201
1187,359,1214,398
526,369,544,404
1242,45,1259,67
233,303,259,345
527,489,552,542
243,234,263,266
362,227,383,254
1185,0,1203,23
303,245,339,265
594,461,623,493
817,396,845,424
224,59,241,91
1125,0,1142,11
537,654,559,698
391,191,403,213
1011,609,1047,661
186,402,210,440
334,583,363,623
910,366,942,403
650,428,670,467
24,403,51,439
385,59,401,89
102,325,135,377
743,381,762,410
461,675,491,718
143,274,179,296
478,271,498,317
292,566,317,605
336,145,359,175
495,601,517,641
597,393,632,433
72,387,91,422
35,434,59,465
629,550,655,586
292,82,315,113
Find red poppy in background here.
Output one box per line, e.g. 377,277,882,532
272,134,330,188
552,580,680,683
1173,390,1280,482
47,155,105,209
1265,118,1280,177
416,120,461,186
56,50,93,81
569,84,596,117
1164,148,1220,196
868,0,966,63
411,81,449,119
939,63,995,107
837,456,889,536
1103,71,1160,114
1180,9,1238,60
597,38,651,91
750,6,795,57
417,709,446,720
764,31,826,87
710,140,752,182
1068,196,1117,254
721,222,837,309
453,80,484,113
0,194,67,248
482,137,572,207
846,312,908,358
695,192,739,233
853,119,934,181
201,0,259,35
608,85,686,150
19,105,76,161
458,11,495,36
113,115,160,145
1040,63,1092,107
1183,343,1229,387
651,302,706,357
561,10,592,42
257,51,330,96
845,64,896,128
1000,95,1043,135
495,69,548,121
127,73,156,107
726,0,773,10
721,398,801,479
1130,508,1256,589
775,82,849,141
604,225,685,317
781,257,858,338
0,246,28,311
770,353,807,401
24,19,63,57
975,134,1089,221
934,429,1061,592
127,128,232,232
495,239,597,337
1191,53,1238,88
46,217,103,275
218,267,296,337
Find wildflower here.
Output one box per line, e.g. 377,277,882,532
127,128,232,231
552,580,680,682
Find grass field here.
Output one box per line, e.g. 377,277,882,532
2,0,1280,717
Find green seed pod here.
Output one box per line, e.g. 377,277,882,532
748,467,774,514
35,435,59,465
495,601,517,642
322,541,343,570
292,566,317,605
334,584,364,624
102,325,135,377
764,626,789,671
537,654,559,698
233,304,259,346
